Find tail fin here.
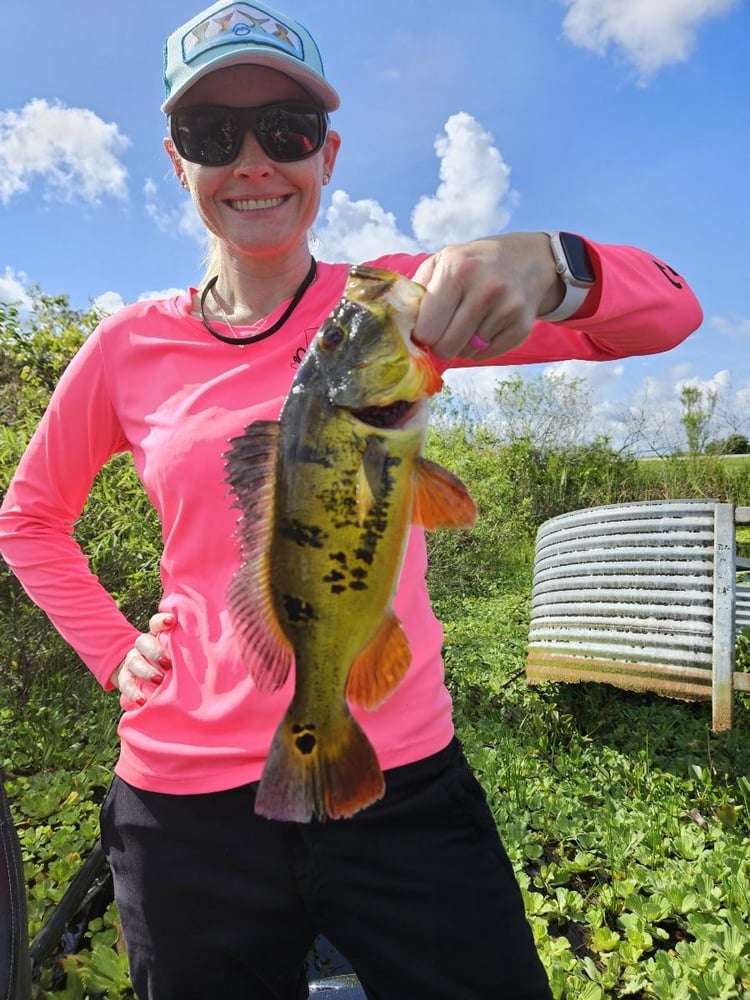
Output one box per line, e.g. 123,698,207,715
254,710,384,822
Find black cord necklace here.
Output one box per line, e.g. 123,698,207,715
199,256,317,346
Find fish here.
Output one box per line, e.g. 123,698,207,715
224,265,477,822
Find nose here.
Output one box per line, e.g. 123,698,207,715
232,129,274,177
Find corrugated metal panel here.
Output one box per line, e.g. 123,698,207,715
526,499,744,730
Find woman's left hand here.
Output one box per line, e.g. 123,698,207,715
411,232,565,360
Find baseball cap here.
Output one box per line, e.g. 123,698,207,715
162,1,340,113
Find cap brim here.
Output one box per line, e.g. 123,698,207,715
161,49,340,114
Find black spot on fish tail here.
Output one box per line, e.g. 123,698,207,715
348,581,367,591
281,594,317,623
330,584,346,594
322,569,345,583
290,724,317,757
350,568,367,579
329,551,347,564
355,548,374,565
295,733,316,755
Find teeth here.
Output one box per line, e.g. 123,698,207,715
229,196,285,211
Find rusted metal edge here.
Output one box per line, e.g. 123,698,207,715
526,659,712,701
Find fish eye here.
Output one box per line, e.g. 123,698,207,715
320,325,345,350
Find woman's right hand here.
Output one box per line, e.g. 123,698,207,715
110,612,176,705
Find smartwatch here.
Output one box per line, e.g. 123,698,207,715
539,231,596,322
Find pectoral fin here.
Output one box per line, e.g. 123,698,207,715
224,421,294,692
346,611,411,709
357,436,389,524
412,457,478,530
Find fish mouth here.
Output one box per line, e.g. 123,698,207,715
349,399,416,429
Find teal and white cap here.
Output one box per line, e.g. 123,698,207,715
162,1,340,113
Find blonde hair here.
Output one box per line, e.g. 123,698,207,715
200,232,222,290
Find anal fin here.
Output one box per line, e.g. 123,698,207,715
345,612,411,710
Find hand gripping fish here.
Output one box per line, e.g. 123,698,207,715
225,265,477,822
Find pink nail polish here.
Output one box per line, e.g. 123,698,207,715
152,673,164,685
158,655,172,669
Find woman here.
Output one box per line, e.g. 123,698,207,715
0,2,702,998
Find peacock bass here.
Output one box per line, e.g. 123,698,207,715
224,265,477,822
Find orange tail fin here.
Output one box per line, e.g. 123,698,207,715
254,710,384,822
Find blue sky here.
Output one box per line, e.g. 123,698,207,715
1,0,748,453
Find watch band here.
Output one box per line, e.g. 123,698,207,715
539,231,595,323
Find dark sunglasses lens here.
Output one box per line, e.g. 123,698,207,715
172,105,325,165
172,108,240,165
256,106,324,161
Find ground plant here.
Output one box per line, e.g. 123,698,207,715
2,297,750,997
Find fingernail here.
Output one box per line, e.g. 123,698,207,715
158,655,172,669
136,695,147,706
163,614,175,626
152,672,164,686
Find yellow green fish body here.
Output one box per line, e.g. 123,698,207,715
225,266,476,822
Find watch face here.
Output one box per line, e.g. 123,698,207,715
560,233,595,284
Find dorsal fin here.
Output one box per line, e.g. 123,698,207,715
224,421,294,692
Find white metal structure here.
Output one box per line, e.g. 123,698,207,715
526,500,750,731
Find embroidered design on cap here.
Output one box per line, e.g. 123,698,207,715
183,3,305,64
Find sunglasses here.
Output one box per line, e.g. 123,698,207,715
169,101,328,166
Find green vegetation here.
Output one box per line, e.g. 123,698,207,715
2,293,750,997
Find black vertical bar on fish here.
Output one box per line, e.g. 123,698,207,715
0,770,31,1000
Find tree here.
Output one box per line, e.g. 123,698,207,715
679,384,717,456
491,371,596,453
705,432,750,456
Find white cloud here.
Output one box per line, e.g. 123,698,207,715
411,113,516,249
144,177,208,246
92,291,125,316
314,190,421,262
710,312,750,340
562,0,740,80
545,358,625,395
0,266,32,309
315,111,516,261
0,99,129,204
675,368,732,396
138,287,186,302
671,360,694,380
443,365,517,404
93,286,189,314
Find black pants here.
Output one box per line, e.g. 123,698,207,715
100,739,552,1000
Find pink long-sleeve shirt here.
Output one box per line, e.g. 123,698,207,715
0,244,702,793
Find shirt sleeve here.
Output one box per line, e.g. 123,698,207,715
438,238,703,370
0,328,142,688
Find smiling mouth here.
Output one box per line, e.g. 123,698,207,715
228,196,287,211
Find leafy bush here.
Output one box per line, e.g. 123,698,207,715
0,294,162,698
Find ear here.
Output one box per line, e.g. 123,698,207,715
322,129,341,182
164,137,188,189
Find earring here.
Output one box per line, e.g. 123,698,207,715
322,173,331,185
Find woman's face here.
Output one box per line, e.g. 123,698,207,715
165,64,340,263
